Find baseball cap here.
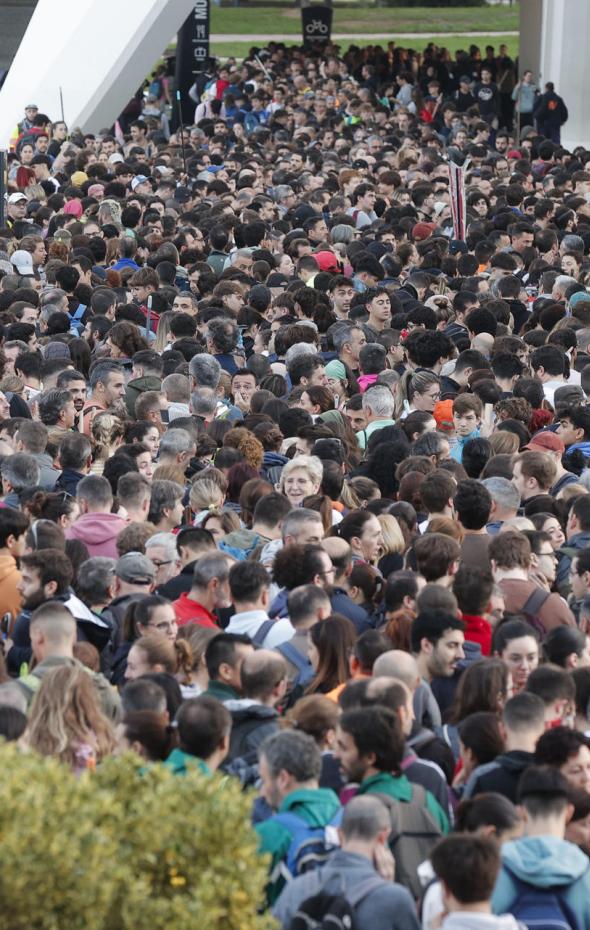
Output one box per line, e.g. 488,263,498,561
63,198,83,218
70,171,88,188
44,341,72,360
267,273,289,288
525,432,565,454
412,222,437,242
314,250,340,273
7,192,27,204
131,175,150,191
115,552,155,585
10,250,34,275
173,186,192,203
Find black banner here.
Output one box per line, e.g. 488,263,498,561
301,5,333,45
175,0,210,123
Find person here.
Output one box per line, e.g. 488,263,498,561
535,726,590,790
533,82,568,143
164,695,231,775
277,585,332,684
273,796,420,930
0,508,28,624
411,610,466,684
431,834,521,930
463,692,546,802
65,475,127,559
256,729,342,904
492,619,540,693
225,649,286,763
492,766,590,926
202,632,254,702
226,561,294,648
173,552,232,629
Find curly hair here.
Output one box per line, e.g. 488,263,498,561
223,426,264,470
91,411,125,461
494,396,532,425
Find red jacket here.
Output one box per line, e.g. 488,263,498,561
461,614,492,656
173,593,218,629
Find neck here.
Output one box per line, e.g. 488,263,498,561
190,587,215,613
449,902,491,915
233,600,265,614
463,526,486,536
416,652,432,682
497,377,514,392
494,567,529,582
252,521,280,540
494,508,517,522
342,839,374,861
505,729,539,753
525,813,566,839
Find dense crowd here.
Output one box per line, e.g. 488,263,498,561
1,36,590,930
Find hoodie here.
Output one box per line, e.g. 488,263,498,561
125,374,161,417
65,512,127,559
557,529,590,594
463,750,535,803
0,553,21,622
450,428,481,462
492,836,590,930
225,698,279,762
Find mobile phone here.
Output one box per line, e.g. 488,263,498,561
1,612,11,639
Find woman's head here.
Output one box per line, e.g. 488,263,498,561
25,518,66,552
189,477,225,515
126,420,161,460
279,455,323,508
450,658,510,723
376,514,405,557
455,792,521,842
25,489,79,529
122,595,178,643
457,711,505,778
91,411,125,459
530,512,566,550
121,710,176,762
492,618,540,691
409,370,441,412
126,634,177,681
200,508,240,543
106,320,148,358
544,626,590,670
336,510,384,565
282,694,341,749
307,614,357,694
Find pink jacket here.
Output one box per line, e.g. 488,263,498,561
65,512,127,559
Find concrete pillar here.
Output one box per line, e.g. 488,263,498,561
539,0,590,149
518,0,543,78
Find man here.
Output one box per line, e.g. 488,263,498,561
533,81,569,143
82,360,126,435
453,565,494,656
273,796,420,930
1,454,40,509
570,549,590,625
0,508,28,624
144,532,180,588
256,730,342,904
226,562,294,648
419,471,456,531
512,450,557,512
220,492,291,562
54,434,92,497
15,421,59,491
357,385,395,451
492,766,590,923
157,430,197,474
489,530,574,631
270,544,335,620
231,369,257,415
15,602,120,719
481,477,520,534
125,350,163,417
332,323,367,374
526,665,576,728
65,474,126,559
277,585,331,684
558,496,590,595
348,184,378,229
257,508,325,571
454,479,492,569
365,288,392,333
530,345,568,407
147,480,184,532
103,552,156,662
556,405,590,458
117,473,151,524
414,534,460,587
173,552,232,629
410,610,465,686
328,276,356,322
157,526,216,600
450,394,482,463
463,692,545,802
203,632,254,702
225,650,286,763
164,695,231,775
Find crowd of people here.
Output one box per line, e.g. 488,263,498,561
1,34,590,930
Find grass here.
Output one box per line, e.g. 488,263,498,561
211,3,520,36
211,34,519,60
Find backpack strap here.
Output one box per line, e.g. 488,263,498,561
252,618,275,647
521,587,550,617
347,875,389,907
276,641,309,673
71,303,86,322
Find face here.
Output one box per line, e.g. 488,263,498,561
172,295,195,315
61,400,77,430
500,635,539,690
537,543,557,584
17,566,42,606
233,374,256,404
308,366,328,388
561,746,590,791
283,468,319,507
126,643,152,680
557,418,578,448
147,548,178,586
291,519,324,546
356,515,384,563
20,306,38,325
429,628,465,677
453,408,480,437
259,754,284,810
414,384,441,412
143,427,160,459
367,294,391,326
346,328,367,364
332,285,355,314
511,461,529,500
103,373,126,406
567,813,590,853
169,497,184,528
136,452,154,482
203,517,225,544
334,726,369,784
144,604,178,642
571,559,590,601
345,406,367,432
562,256,580,276
299,392,317,415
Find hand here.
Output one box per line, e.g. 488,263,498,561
233,389,250,413
373,842,395,882
3,638,13,655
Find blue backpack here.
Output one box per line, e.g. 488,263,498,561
68,303,86,335
504,866,582,930
272,810,342,878
276,641,315,689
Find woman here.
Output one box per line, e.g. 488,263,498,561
115,443,154,482
530,512,566,549
336,510,384,566
325,359,358,406
120,710,176,762
111,595,178,685
25,518,66,552
91,412,125,475
176,623,219,696
300,385,335,417
544,626,590,669
278,455,323,508
282,694,343,791
455,711,506,791
377,513,405,576
445,659,510,761
23,665,115,772
125,421,161,461
126,634,180,681
201,509,241,544
398,370,441,419
190,477,226,525
305,615,357,697
106,320,148,362
492,618,540,693
24,489,79,530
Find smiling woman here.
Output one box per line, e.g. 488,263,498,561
279,454,323,508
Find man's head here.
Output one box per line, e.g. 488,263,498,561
18,550,73,612
452,394,482,439
205,632,254,692
535,726,590,791
454,478,492,530
282,508,324,546
240,650,287,707
517,765,573,834
175,695,231,771
0,508,28,557
229,561,270,612
58,433,92,474
29,600,76,662
526,664,576,726
414,533,460,584
1,453,40,498
335,705,404,784
191,551,233,611
144,532,180,587
76,474,113,515
431,834,501,911
259,729,322,810
287,585,332,630
512,451,556,500
337,795,393,859
503,690,546,742
89,360,126,409
410,610,465,679
489,530,531,577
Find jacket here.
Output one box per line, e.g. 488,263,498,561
498,577,575,631
158,561,196,601
463,750,535,802
220,527,269,561
54,467,86,497
557,530,590,594
533,91,568,127
125,374,161,417
256,787,342,904
31,451,60,490
65,511,127,559
450,428,481,463
202,679,240,702
0,553,21,623
16,654,121,721
462,613,492,656
163,747,211,776
492,836,590,930
356,771,450,835
273,849,420,930
173,592,219,629
330,588,372,633
225,699,279,762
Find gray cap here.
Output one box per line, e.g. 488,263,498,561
115,552,156,584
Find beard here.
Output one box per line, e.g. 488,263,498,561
23,589,49,612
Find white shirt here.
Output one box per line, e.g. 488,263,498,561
225,609,294,648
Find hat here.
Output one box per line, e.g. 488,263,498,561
70,171,88,188
115,552,155,585
131,174,150,191
25,103,38,110
10,249,34,275
569,290,590,309
108,153,124,164
173,186,192,203
433,399,454,432
459,75,472,84
44,341,72,360
325,359,347,381
525,431,565,455
7,192,27,204
412,222,437,242
63,198,83,218
507,150,522,160
314,250,340,273
267,272,289,288
87,183,104,199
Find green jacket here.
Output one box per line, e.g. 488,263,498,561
202,680,240,702
17,655,121,722
256,787,341,905
125,374,162,417
357,771,450,834
163,747,211,776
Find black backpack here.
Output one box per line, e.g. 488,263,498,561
519,587,550,637
288,875,386,930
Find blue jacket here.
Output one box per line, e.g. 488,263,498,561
492,836,590,930
556,529,590,592
450,428,481,463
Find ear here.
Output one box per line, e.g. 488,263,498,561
420,636,433,655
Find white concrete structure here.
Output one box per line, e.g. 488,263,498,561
0,0,194,145
520,0,590,149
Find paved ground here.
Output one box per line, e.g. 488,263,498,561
212,29,519,40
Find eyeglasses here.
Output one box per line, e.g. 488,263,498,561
150,559,176,569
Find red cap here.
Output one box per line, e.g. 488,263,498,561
314,250,340,273
412,222,437,242
507,149,522,159
525,432,565,454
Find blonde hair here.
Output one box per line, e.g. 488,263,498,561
427,515,464,542
91,411,125,461
24,665,115,768
489,431,520,455
377,514,405,555
153,310,174,353
279,454,323,493
189,477,225,512
201,508,240,535
152,464,187,485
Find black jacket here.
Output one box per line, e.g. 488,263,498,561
225,701,279,762
464,749,535,802
157,561,197,601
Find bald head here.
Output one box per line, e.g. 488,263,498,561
321,536,352,579
240,649,287,704
372,650,420,691
341,795,392,842
471,332,494,357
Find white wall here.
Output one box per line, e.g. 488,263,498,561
0,0,195,145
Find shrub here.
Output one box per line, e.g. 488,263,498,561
0,745,273,930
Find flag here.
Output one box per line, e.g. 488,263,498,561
448,159,467,241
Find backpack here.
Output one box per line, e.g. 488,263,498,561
371,785,442,900
503,865,582,930
520,587,550,637
68,303,86,335
252,619,276,647
276,641,315,689
287,874,386,930
273,810,342,878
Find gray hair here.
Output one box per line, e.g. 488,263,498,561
231,248,253,265
553,275,577,294
145,532,178,562
562,234,585,253
259,729,322,782
76,557,116,605
192,551,232,589
362,384,395,418
40,287,66,308
331,224,355,244
162,373,189,403
1,453,40,491
341,795,392,841
89,360,124,391
281,507,324,542
147,479,184,524
481,477,520,512
76,474,113,509
189,353,221,389
285,342,317,368
331,323,357,354
159,428,194,457
191,387,217,418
